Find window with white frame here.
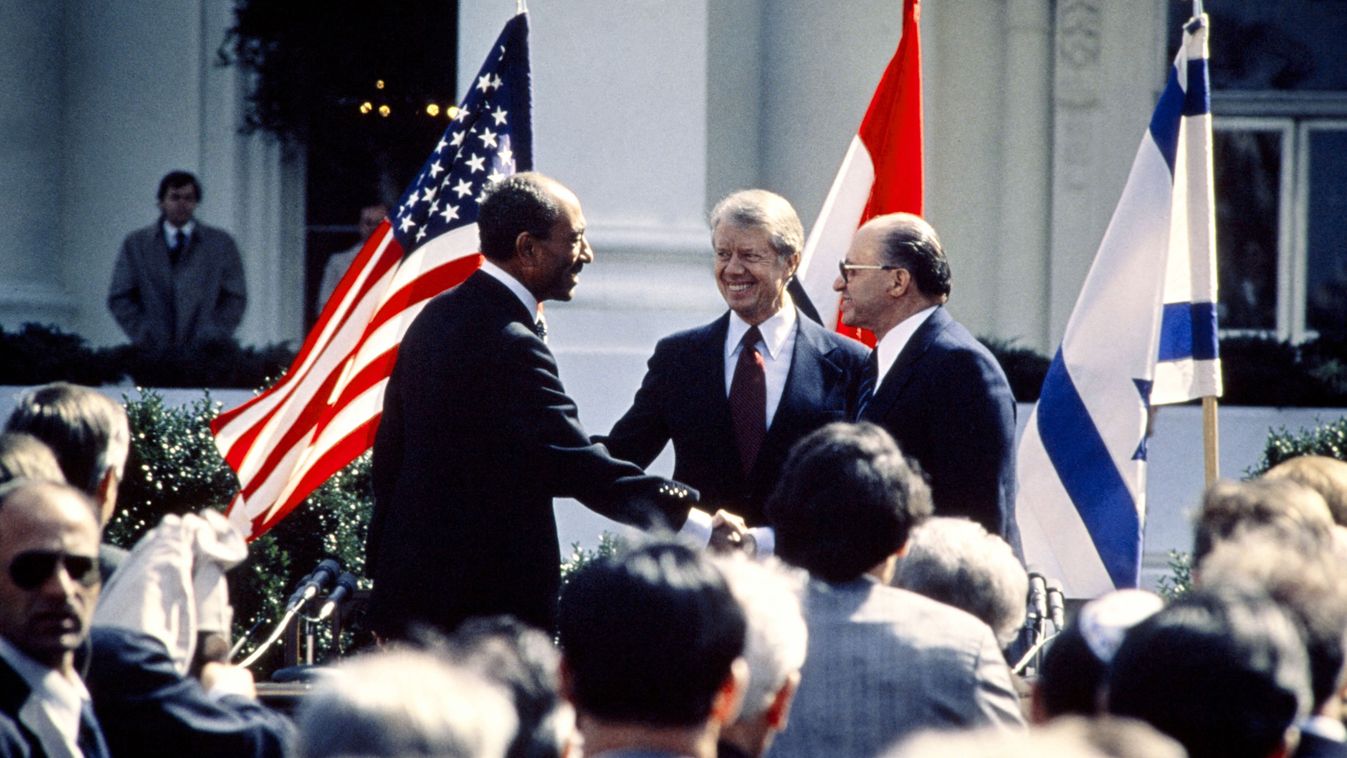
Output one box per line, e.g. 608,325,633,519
1214,114,1347,340
1170,0,1347,341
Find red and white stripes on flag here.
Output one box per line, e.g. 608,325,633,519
211,13,533,541
796,0,923,346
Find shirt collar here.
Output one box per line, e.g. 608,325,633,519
0,635,90,704
1301,715,1347,743
725,292,796,360
479,259,540,318
874,304,939,384
162,219,196,239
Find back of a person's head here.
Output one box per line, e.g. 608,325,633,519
1036,590,1163,720
1263,455,1347,527
0,432,66,485
296,648,517,758
1198,527,1347,714
712,553,807,723
894,517,1027,647
1193,477,1333,563
449,616,569,758
885,716,1185,758
766,422,932,582
1105,585,1311,758
5,383,129,496
556,538,745,727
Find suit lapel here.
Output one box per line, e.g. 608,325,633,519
695,314,737,454
755,314,838,475
865,307,951,421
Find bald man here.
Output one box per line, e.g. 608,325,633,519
834,213,1020,550
0,479,109,757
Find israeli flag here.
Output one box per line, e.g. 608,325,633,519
1015,15,1220,598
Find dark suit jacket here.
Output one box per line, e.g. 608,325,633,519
600,311,867,525
0,653,109,758
0,657,42,758
367,271,697,637
1295,730,1347,758
860,307,1020,548
83,626,293,758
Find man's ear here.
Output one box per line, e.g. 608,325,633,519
96,467,119,527
514,230,538,265
888,268,913,298
764,671,800,731
711,657,750,726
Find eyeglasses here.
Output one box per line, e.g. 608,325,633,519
8,550,98,591
837,261,901,283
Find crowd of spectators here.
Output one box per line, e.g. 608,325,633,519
3,379,1347,757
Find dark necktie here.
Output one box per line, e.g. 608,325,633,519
534,316,547,341
78,700,110,758
169,230,186,267
729,326,766,475
857,349,879,419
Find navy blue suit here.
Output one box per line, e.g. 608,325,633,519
860,307,1020,548
83,626,293,758
367,271,697,638
600,311,867,526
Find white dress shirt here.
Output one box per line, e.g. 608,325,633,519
0,636,91,758
874,304,939,387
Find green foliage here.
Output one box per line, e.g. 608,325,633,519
0,322,295,389
979,337,1051,403
1156,549,1193,601
0,323,122,386
1249,415,1347,477
558,532,625,592
105,389,372,672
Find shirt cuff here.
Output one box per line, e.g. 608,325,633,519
748,527,775,557
679,507,714,546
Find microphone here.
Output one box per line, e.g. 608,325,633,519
1047,579,1066,632
1027,571,1048,623
286,559,341,612
315,572,359,622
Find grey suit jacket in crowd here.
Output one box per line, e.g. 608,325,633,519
108,220,247,349
770,576,1025,758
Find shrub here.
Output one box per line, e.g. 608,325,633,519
106,389,371,672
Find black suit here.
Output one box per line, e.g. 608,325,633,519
600,311,867,525
859,307,1020,547
367,270,697,637
84,626,293,758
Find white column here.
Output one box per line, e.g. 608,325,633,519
0,2,75,326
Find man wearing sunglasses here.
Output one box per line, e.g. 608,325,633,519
833,213,1021,553
0,478,109,757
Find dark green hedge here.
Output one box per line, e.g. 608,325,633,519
6,321,1347,406
0,323,293,389
105,389,371,672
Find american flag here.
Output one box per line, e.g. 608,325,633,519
211,12,533,541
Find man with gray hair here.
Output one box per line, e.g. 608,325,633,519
894,517,1028,649
295,648,518,758
5,383,131,582
712,552,808,758
601,189,868,532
